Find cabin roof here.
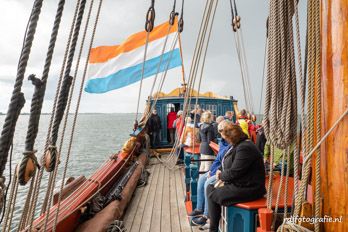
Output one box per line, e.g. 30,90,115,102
152,87,232,100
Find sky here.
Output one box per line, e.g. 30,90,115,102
0,0,307,114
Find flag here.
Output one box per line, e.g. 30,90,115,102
85,20,181,93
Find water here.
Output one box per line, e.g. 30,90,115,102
0,114,134,230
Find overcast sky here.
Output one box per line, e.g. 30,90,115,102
0,0,306,113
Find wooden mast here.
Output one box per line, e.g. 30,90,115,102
321,0,348,231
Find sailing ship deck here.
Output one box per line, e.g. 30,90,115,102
123,157,200,232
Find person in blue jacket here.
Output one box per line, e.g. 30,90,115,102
188,120,232,227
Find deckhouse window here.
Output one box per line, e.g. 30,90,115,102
205,104,217,115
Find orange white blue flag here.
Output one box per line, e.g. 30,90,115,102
85,21,181,93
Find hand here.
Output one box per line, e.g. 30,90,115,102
216,170,222,181
207,171,211,178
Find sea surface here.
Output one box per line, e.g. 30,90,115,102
0,114,135,230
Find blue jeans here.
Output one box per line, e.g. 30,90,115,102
196,172,217,216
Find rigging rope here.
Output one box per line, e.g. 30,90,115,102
26,0,84,230
258,39,268,114
178,0,184,33
0,0,43,181
53,0,104,230
264,0,298,219
156,0,218,170
18,0,67,186
48,0,87,174
135,0,156,125
42,1,96,230
229,0,254,113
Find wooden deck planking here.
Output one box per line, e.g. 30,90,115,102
123,165,153,229
161,166,172,232
139,164,161,232
123,160,195,232
149,164,165,232
125,164,156,232
179,168,202,232
169,168,181,232
175,168,192,232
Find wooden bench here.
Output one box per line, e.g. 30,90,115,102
219,175,295,232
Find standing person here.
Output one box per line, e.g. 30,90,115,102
256,120,267,155
190,106,202,128
212,116,225,140
224,111,235,123
237,109,250,138
167,107,177,144
176,117,199,164
147,109,162,148
198,111,216,172
206,124,266,232
174,110,184,140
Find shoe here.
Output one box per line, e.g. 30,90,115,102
176,159,184,165
192,216,208,226
199,222,210,230
188,209,203,217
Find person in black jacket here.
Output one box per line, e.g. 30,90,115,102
255,122,267,156
206,124,266,232
198,111,216,172
147,109,162,148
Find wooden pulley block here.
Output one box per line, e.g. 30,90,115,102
236,15,241,23
145,21,154,32
44,146,59,172
169,11,176,25
146,7,155,22
236,16,241,28
17,157,36,186
299,201,314,230
232,24,237,32
233,17,237,26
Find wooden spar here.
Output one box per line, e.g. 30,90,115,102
76,152,148,232
321,0,348,231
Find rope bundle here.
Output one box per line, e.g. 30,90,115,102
263,0,298,223
263,0,297,150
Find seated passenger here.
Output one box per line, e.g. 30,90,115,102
189,120,232,227
206,124,266,232
198,111,216,172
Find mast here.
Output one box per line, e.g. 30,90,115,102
321,0,348,231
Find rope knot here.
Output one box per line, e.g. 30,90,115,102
28,74,43,88
23,150,41,169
